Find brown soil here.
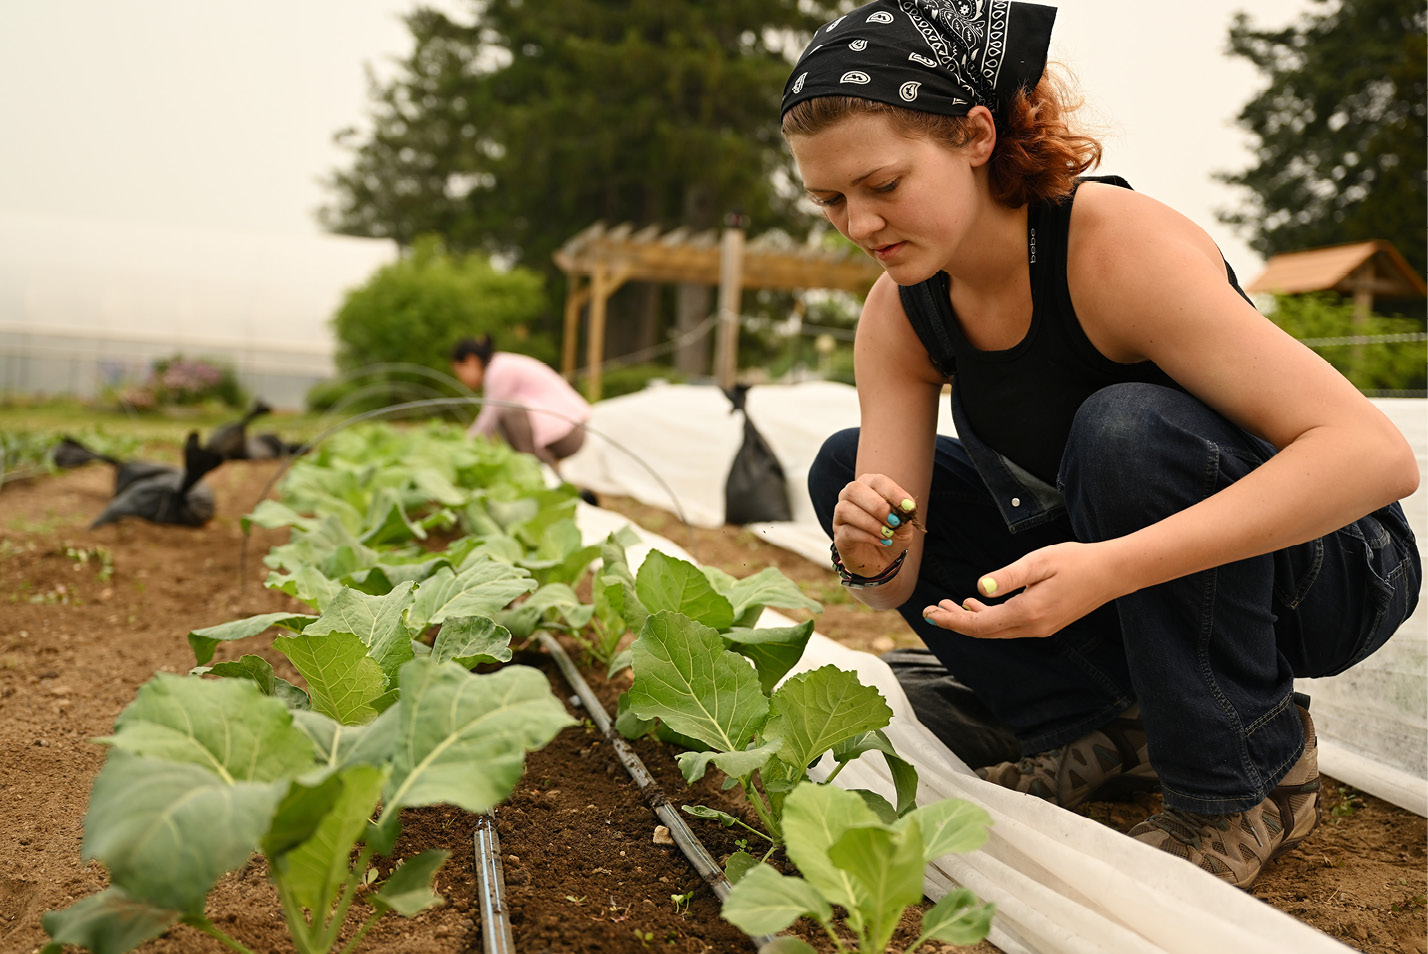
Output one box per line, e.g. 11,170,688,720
0,461,1423,954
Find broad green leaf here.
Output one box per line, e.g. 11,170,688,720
301,583,417,683
763,666,892,772
497,582,593,639
852,789,899,824
292,708,398,769
681,804,742,827
264,565,343,612
780,783,881,913
187,612,317,667
83,753,285,915
370,849,450,916
827,820,926,954
724,849,760,885
100,673,315,783
626,611,767,753
380,659,574,822
195,655,309,710
613,689,656,739
242,498,320,533
262,772,344,859
270,764,388,914
832,729,920,817
408,560,537,632
345,556,452,594
360,489,425,546
754,940,818,954
277,631,388,726
722,620,815,694
675,741,781,784
720,863,831,936
703,565,822,619
904,797,993,859
920,888,995,946
635,551,735,629
41,887,177,954
432,615,513,667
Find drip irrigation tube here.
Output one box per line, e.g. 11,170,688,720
473,810,516,954
535,632,776,951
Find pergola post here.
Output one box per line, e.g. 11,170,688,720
561,277,590,381
586,266,610,402
713,221,746,389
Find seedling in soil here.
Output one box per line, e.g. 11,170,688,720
65,544,114,582
43,658,573,954
721,784,995,954
1331,785,1365,819
671,890,695,914
623,608,919,865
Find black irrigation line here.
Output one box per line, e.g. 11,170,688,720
236,395,701,589
535,631,777,952
473,810,517,954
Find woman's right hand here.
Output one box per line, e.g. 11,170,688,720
830,473,921,577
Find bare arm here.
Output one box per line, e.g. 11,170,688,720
832,274,948,610
929,186,1419,636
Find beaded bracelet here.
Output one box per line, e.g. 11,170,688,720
830,543,908,589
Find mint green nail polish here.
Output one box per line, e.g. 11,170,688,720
880,525,894,538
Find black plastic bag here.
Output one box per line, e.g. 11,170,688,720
723,385,793,525
86,432,224,529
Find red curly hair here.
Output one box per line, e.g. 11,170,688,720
781,65,1102,208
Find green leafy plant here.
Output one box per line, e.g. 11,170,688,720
43,659,573,954
622,609,918,874
720,784,995,954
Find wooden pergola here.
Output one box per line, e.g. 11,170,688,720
553,222,882,400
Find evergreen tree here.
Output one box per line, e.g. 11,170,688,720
320,1,833,272
1217,0,1426,275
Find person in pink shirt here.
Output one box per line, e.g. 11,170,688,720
450,335,592,471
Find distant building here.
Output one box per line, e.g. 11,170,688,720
1246,239,1426,321
0,212,398,409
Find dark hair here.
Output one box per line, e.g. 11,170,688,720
450,335,495,364
781,65,1102,208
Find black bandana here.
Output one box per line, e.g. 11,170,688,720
781,0,1057,122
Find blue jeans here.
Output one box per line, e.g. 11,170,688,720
808,384,1421,812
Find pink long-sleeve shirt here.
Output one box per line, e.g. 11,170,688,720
468,352,591,449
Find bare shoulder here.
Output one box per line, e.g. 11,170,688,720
1068,181,1224,269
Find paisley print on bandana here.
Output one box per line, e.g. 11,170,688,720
780,0,1055,123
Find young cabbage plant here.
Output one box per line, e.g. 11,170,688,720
720,783,995,954
188,573,535,718
623,610,919,874
602,546,823,681
43,657,574,954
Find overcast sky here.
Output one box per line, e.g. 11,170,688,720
0,0,1314,279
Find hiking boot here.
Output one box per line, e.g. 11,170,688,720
976,704,1158,809
1128,705,1321,889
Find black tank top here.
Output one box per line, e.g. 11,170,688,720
898,175,1251,484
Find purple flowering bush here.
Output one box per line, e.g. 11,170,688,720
118,354,246,410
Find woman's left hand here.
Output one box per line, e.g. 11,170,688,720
922,541,1126,639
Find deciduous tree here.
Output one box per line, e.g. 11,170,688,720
1218,0,1426,275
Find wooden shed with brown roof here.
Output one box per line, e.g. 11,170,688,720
1246,240,1426,323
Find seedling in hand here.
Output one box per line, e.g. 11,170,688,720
894,497,927,534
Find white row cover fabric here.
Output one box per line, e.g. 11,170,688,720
562,382,1427,817
572,502,1358,954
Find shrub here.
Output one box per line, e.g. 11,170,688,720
327,236,551,410
1265,293,1427,393
111,355,246,411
